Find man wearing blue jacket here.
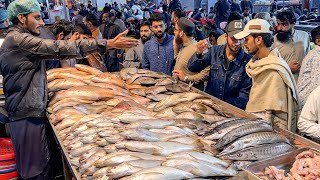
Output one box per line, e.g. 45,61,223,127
188,20,252,110
142,13,175,75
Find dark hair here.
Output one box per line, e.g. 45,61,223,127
311,26,320,42
251,33,274,47
173,9,186,19
209,30,224,40
85,14,99,27
116,12,122,19
228,12,243,23
73,22,92,36
276,10,296,24
11,17,20,25
163,4,168,12
140,21,151,29
51,19,73,36
148,13,164,25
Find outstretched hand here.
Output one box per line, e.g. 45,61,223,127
107,29,139,49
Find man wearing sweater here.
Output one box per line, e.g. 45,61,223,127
142,13,175,75
173,17,209,90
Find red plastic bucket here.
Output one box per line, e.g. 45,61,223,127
0,138,18,179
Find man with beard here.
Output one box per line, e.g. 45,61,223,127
272,10,310,78
99,11,124,72
142,13,175,75
124,21,152,68
188,20,252,110
172,17,210,90
234,19,300,132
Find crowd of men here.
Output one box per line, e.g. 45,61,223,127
1,0,320,179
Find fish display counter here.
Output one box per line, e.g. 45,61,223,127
46,66,320,180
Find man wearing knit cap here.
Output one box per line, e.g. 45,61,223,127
173,17,209,90
188,20,252,110
1,0,138,179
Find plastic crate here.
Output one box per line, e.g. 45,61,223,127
0,138,15,161
0,138,17,178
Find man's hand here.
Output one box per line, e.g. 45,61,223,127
289,61,301,73
196,40,208,56
107,29,139,49
172,70,186,81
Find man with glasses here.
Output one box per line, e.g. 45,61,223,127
142,13,174,75
272,10,310,79
188,20,252,110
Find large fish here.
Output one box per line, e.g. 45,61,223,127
50,86,119,105
50,98,95,112
120,166,194,180
120,67,138,80
126,71,169,84
145,86,167,95
120,129,160,142
193,98,234,117
89,82,129,96
132,77,157,85
123,141,199,156
146,94,169,101
47,71,94,83
219,132,290,155
127,94,151,105
51,108,84,124
200,114,227,123
80,150,106,172
154,107,177,119
167,151,229,167
125,119,175,129
150,126,195,136
153,92,204,112
117,112,157,123
173,118,208,131
214,123,273,149
168,136,202,146
162,158,237,177
47,67,78,75
79,147,102,164
130,88,146,97
155,77,175,86
91,73,126,88
75,64,103,75
175,112,204,121
48,78,87,92
172,102,207,114
94,160,162,179
219,143,294,161
70,144,97,157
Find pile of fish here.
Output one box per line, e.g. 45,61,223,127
197,118,295,170
47,66,240,179
258,150,320,180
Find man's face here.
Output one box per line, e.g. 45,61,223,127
151,20,166,39
174,24,183,45
226,34,241,52
140,25,152,43
315,35,320,46
209,35,217,45
171,12,177,24
23,11,45,36
276,19,294,42
102,13,110,24
244,35,259,55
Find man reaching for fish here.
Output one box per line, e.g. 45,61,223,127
0,0,138,179
188,20,252,110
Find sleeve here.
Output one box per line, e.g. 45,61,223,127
230,71,252,109
187,49,212,73
123,48,140,68
111,26,124,54
187,66,210,82
298,87,320,139
141,45,150,69
12,32,104,59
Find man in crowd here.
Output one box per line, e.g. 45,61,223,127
240,0,253,13
142,13,174,75
168,9,186,35
234,19,300,132
114,12,126,32
123,21,152,68
298,86,320,141
188,20,252,110
168,0,182,12
272,10,310,78
172,17,209,90
230,0,241,13
297,26,320,106
99,11,124,72
0,0,138,178
214,0,231,26
83,14,102,39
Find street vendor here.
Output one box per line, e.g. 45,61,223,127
0,0,138,179
234,19,300,132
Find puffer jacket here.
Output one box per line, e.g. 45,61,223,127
0,25,104,121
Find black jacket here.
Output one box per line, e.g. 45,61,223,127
0,25,104,120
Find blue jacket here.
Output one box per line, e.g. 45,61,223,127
142,34,175,75
188,45,252,110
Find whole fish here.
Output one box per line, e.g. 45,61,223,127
154,107,177,119
167,151,229,167
200,114,227,123
47,67,78,75
162,158,237,177
126,71,169,84
117,112,157,123
146,93,169,101
193,98,234,117
47,71,93,83
104,134,126,144
80,134,98,144
104,144,117,153
130,88,146,97
96,138,109,146
70,144,97,157
120,129,160,141
55,115,83,130
165,84,191,93
127,94,151,105
70,156,81,168
91,73,126,89
89,82,129,96
219,132,290,155
203,117,242,133
132,77,157,85
172,102,207,114
123,141,199,156
48,78,87,92
174,118,208,131
146,102,158,109
95,160,162,179
51,98,95,112
168,136,201,146
75,64,103,75
145,86,167,95
214,123,273,149
154,92,204,112
126,119,175,129
73,104,109,114
120,166,194,180
79,147,101,164
219,143,294,161
120,67,138,80
150,126,195,136
80,150,106,172
92,98,124,107
175,112,204,121
69,114,104,132
51,108,84,124
155,78,175,86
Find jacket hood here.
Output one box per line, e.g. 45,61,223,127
151,33,174,46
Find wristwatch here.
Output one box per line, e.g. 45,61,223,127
184,76,189,82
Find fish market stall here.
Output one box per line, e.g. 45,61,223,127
46,66,320,179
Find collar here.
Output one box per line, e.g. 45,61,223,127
182,39,196,48
219,45,245,67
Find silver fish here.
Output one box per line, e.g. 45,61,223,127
120,129,160,142
80,150,106,172
214,123,273,148
219,132,290,155
174,118,208,131
132,77,157,85
126,119,175,129
120,67,138,80
70,144,97,157
155,78,175,86
79,147,101,164
117,112,157,123
104,144,117,153
219,143,294,161
70,156,81,168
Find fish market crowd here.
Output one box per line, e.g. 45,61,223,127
0,0,320,179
